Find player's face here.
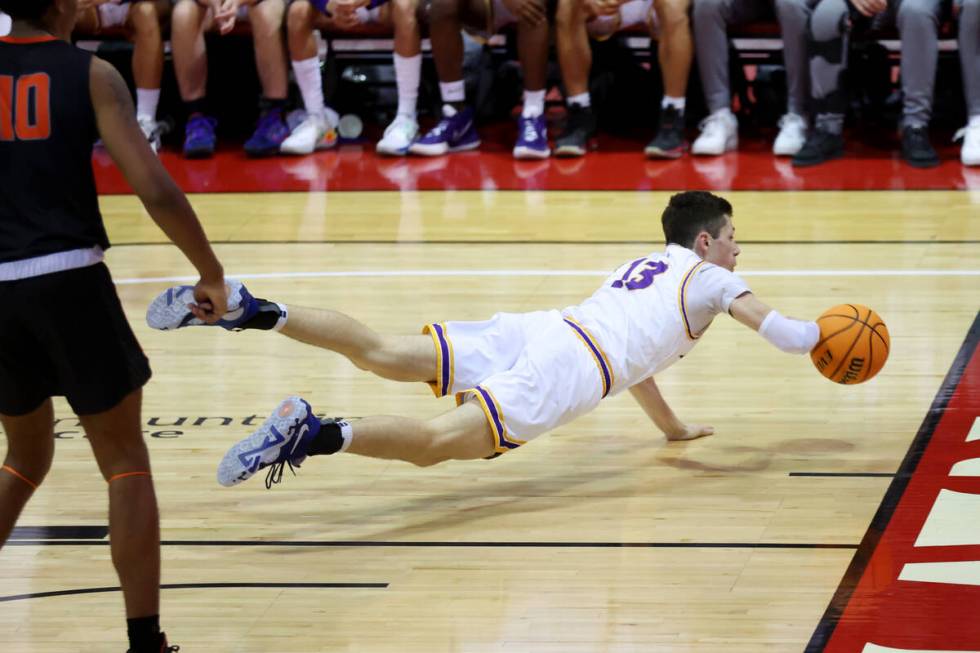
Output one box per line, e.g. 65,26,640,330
703,216,740,271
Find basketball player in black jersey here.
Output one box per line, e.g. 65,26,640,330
0,1,229,651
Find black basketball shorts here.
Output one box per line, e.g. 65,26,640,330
0,263,151,416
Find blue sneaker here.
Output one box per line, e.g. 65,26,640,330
183,113,217,159
409,105,480,156
244,108,289,157
513,114,549,160
217,396,321,488
145,279,259,331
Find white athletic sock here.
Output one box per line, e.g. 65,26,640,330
272,303,288,332
339,420,353,453
136,88,160,121
661,95,685,112
394,53,421,119
439,80,465,104
291,57,325,116
522,89,546,118
970,114,980,128
567,92,590,109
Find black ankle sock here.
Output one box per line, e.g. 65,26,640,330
127,615,160,652
308,420,345,456
185,97,209,117
259,97,287,113
239,298,285,331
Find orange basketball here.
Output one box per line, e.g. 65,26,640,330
810,304,890,384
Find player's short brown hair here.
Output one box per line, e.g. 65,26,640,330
661,191,733,248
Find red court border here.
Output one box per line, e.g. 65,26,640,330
808,311,980,652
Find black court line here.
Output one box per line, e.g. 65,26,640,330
805,309,980,653
112,239,980,247
0,582,388,603
7,539,858,549
789,472,898,478
9,526,108,540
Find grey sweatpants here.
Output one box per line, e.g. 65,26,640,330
809,0,943,131
960,0,980,117
693,0,819,115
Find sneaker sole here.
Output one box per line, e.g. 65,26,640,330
217,396,311,487
553,146,586,158
513,146,550,160
409,143,450,156
644,146,684,159
146,279,246,330
376,144,411,156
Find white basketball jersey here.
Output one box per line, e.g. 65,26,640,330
561,244,750,396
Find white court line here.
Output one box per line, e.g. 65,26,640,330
115,269,980,285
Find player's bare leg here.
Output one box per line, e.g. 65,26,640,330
79,389,160,620
0,400,55,547
217,396,495,487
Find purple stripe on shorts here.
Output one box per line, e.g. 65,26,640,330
432,323,451,396
476,386,517,449
563,319,611,398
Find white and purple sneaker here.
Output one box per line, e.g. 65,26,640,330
217,396,321,488
513,115,549,160
409,105,480,156
146,279,258,331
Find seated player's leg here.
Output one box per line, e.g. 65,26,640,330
245,0,292,157
645,0,692,158
895,0,942,167
409,0,482,155
511,0,551,159
771,0,815,156
792,0,848,167
172,0,219,157
283,0,340,154
128,0,172,153
690,0,740,155
554,0,597,157
959,0,980,165
377,0,424,154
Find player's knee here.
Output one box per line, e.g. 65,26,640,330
555,0,581,27
427,0,461,24
3,455,52,488
655,0,690,24
130,2,161,31
897,0,938,25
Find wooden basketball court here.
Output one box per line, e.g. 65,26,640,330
1,189,978,652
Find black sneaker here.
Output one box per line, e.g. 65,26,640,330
644,106,686,159
792,129,845,167
554,104,596,158
901,126,940,168
127,632,179,653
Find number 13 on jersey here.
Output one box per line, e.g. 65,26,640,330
0,73,51,142
611,258,668,290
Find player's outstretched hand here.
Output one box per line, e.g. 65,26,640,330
190,278,230,324
665,424,715,441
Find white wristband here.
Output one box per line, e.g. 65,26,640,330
759,310,820,354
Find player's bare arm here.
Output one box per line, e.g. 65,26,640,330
629,376,715,441
89,56,228,320
729,293,819,354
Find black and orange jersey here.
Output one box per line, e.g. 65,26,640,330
0,35,108,264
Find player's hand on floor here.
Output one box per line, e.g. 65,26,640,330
665,424,715,441
191,278,230,323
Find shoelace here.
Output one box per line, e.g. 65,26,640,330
698,114,728,136
256,111,284,134
264,459,298,489
521,118,539,142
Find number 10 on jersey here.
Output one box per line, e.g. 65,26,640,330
0,73,51,142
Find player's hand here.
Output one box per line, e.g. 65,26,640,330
665,424,715,441
212,0,239,34
189,277,230,324
849,0,886,17
502,0,547,26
